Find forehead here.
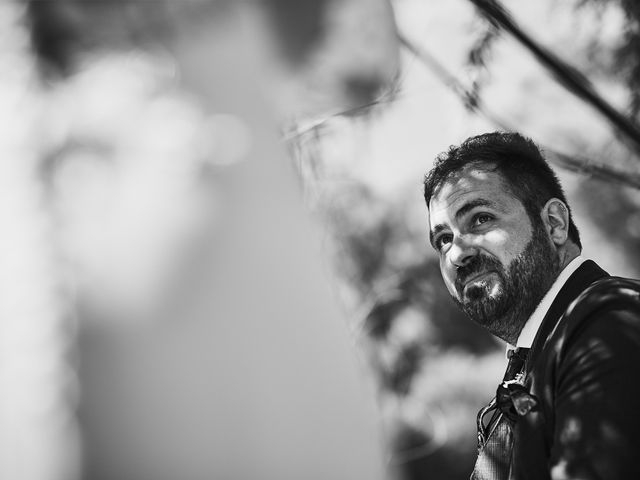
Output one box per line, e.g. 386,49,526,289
428,165,521,226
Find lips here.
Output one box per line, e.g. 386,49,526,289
454,254,503,297
457,270,496,296
463,270,495,287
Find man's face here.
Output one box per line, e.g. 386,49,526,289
428,164,559,342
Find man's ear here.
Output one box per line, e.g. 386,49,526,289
541,198,570,246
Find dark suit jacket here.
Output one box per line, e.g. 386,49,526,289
510,260,640,479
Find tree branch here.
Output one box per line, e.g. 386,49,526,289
398,32,640,191
468,0,640,160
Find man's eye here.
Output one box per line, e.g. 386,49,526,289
435,233,453,251
473,214,492,226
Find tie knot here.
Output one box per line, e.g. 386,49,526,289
504,347,530,381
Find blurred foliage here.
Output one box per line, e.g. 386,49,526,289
25,0,328,77
576,179,640,272
465,17,499,111
575,0,640,117
22,2,399,480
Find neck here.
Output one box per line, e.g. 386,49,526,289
558,243,580,270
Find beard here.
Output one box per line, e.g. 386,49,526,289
451,221,560,344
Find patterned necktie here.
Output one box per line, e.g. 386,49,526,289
496,348,538,421
471,347,531,480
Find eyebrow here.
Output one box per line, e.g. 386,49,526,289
429,198,496,248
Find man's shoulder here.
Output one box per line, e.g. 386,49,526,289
565,276,640,320
545,275,640,368
533,276,640,480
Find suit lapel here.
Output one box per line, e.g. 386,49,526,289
527,260,609,367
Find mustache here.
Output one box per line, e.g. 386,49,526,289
455,254,503,293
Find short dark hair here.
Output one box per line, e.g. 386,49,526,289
423,131,582,249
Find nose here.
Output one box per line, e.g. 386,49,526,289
448,235,477,268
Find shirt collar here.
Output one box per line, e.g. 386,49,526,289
507,255,587,354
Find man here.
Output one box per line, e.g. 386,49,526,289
423,131,640,480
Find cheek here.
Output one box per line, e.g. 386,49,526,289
482,229,525,260
483,229,509,246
